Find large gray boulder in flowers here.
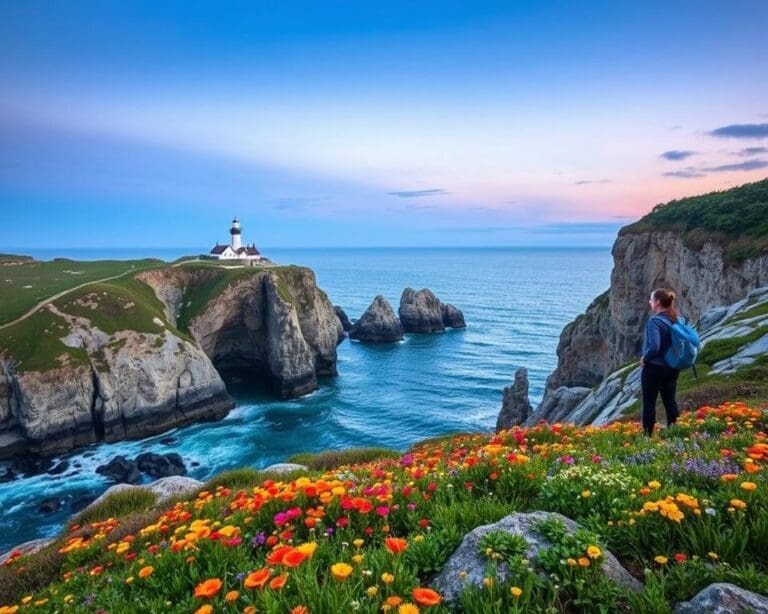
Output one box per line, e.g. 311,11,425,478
433,511,641,602
674,583,768,614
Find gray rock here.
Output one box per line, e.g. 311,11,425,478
441,302,466,328
496,368,533,430
334,306,353,332
399,288,445,333
433,511,641,603
524,386,591,426
96,455,140,484
350,296,404,342
675,583,768,614
78,475,203,518
698,306,729,333
136,452,186,478
263,463,309,474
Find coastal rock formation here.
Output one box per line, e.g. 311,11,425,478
334,306,353,332
398,288,466,333
433,511,640,602
522,285,768,426
349,296,403,342
674,583,768,614
495,368,533,430
0,311,231,459
0,263,342,458
138,266,343,399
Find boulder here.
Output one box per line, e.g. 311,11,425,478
433,511,640,602
675,583,768,614
95,455,140,484
0,538,55,565
334,306,353,332
78,476,204,518
135,452,187,478
263,463,309,474
496,368,533,430
37,497,61,515
350,296,404,343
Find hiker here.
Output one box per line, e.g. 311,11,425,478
640,288,680,435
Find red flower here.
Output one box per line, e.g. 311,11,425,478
384,537,408,554
674,553,688,563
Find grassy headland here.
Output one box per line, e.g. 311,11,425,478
620,177,768,264
1,402,766,612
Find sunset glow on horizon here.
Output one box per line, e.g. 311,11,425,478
1,1,767,248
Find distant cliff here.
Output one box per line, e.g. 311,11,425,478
533,178,768,423
0,263,342,458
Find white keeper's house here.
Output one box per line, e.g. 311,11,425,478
209,217,262,261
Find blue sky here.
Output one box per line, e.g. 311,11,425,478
1,1,767,248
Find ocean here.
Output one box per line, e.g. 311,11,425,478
0,247,612,550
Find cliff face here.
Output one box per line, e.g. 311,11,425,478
0,264,342,458
545,232,768,395
0,306,231,458
138,266,343,399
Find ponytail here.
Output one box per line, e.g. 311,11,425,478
652,288,679,323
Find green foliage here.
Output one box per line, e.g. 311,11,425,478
287,447,400,470
70,489,158,528
620,178,768,263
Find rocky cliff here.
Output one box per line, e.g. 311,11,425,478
0,263,342,459
531,179,768,424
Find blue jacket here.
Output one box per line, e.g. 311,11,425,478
641,312,674,366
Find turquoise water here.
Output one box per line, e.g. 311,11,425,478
0,247,612,550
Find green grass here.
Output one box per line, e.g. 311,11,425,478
0,258,165,325
70,489,158,528
287,447,400,470
697,325,768,365
0,307,89,372
729,300,768,323
620,177,768,264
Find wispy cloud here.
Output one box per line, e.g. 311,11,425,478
662,168,706,178
574,179,611,185
709,123,768,139
388,188,450,198
435,221,626,234
701,159,768,172
737,146,768,157
660,150,696,161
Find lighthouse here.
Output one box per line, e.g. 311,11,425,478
230,217,242,251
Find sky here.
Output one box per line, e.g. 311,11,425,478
1,1,767,249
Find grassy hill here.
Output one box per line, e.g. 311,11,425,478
1,402,766,612
620,177,768,263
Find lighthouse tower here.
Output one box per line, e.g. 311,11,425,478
230,217,242,251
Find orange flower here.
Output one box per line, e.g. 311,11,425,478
385,596,403,607
244,568,271,589
138,565,154,579
269,574,288,590
291,607,309,614
194,578,223,599
267,545,293,565
282,549,308,567
385,537,409,554
225,590,239,602
195,606,213,614
412,587,442,606
577,557,590,567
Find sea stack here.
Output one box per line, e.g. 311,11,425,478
349,296,404,342
399,288,466,333
496,367,533,431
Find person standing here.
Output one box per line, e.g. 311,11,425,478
640,288,680,435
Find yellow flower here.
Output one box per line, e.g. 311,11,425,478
741,481,757,491
648,480,661,490
510,586,523,598
398,604,420,614
707,552,719,560
366,586,379,597
381,572,395,584
353,538,365,549
566,558,577,566
331,562,354,581
654,555,668,565
581,490,591,498
352,554,364,564
482,577,494,588
587,545,601,559
296,542,318,558
125,576,135,585
413,535,425,543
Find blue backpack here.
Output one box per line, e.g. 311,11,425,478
660,315,700,370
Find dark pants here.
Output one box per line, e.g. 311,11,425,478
641,362,679,435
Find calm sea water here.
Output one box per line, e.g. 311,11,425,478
0,247,611,550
